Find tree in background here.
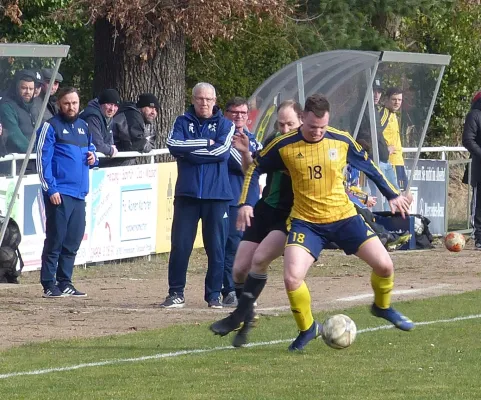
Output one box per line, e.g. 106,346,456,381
0,0,93,105
400,0,481,145
66,0,293,148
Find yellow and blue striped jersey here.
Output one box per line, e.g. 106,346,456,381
239,127,400,224
379,107,404,166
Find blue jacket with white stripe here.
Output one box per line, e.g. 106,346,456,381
228,129,262,206
36,114,98,200
167,106,234,200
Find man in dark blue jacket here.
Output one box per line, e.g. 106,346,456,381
36,87,98,297
221,97,262,307
161,82,234,309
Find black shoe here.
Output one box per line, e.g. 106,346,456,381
232,308,256,347
210,313,242,336
159,293,185,308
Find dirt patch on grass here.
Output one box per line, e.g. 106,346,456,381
1,240,480,350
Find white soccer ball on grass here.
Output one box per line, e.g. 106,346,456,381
321,314,357,349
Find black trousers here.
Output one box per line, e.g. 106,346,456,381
472,184,481,241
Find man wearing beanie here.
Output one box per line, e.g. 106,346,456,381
79,89,120,167
112,93,159,165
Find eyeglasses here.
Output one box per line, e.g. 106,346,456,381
227,110,248,117
194,96,215,103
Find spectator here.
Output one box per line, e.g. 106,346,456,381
160,82,234,309
38,68,64,121
36,87,98,297
29,69,43,99
462,91,481,250
379,87,408,190
356,80,398,195
221,96,262,307
80,89,120,166
0,69,41,174
112,93,159,165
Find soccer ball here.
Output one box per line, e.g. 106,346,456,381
444,232,465,252
321,314,357,349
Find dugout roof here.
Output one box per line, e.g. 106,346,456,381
248,50,451,191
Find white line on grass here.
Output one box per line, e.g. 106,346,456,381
337,284,452,302
1,313,480,380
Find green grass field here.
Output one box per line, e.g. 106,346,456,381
1,291,481,400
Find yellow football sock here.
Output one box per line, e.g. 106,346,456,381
371,272,394,309
287,281,314,331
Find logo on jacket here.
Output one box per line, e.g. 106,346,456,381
78,128,86,135
189,123,194,133
62,129,69,134
208,123,217,132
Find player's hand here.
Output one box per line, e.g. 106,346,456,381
232,132,250,154
87,151,96,165
389,195,411,219
50,192,61,205
236,205,254,232
388,145,396,154
366,196,377,207
404,190,414,205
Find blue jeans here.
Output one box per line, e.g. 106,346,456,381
368,161,399,211
222,205,242,297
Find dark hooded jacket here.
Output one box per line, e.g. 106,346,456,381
113,102,154,153
462,97,481,184
79,98,115,157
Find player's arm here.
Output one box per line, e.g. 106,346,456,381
239,139,285,207
236,140,285,230
347,137,399,200
347,138,411,216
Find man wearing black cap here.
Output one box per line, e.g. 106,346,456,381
112,93,159,165
0,69,40,156
79,89,120,166
39,68,64,121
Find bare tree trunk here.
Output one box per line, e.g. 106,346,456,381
93,18,185,155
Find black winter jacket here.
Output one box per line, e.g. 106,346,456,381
462,98,481,184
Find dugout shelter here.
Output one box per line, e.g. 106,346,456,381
0,43,69,247
248,50,451,195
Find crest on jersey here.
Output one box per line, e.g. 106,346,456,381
328,148,338,160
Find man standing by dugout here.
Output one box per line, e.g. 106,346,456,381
36,87,98,298
161,82,234,309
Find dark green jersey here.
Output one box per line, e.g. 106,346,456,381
261,133,293,212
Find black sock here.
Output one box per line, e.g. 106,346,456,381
234,282,244,300
233,273,267,322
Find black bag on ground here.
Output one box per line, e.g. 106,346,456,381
0,216,23,283
413,214,434,249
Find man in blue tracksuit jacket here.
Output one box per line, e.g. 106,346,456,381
161,82,235,309
221,97,262,307
36,87,98,298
